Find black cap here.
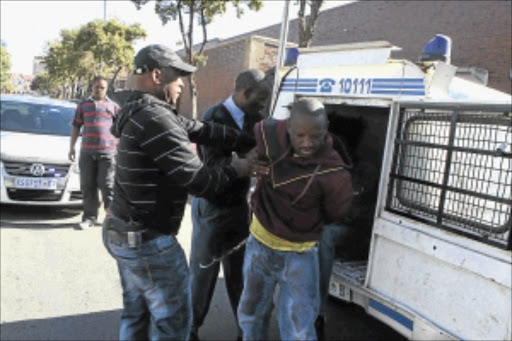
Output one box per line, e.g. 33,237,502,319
133,44,197,75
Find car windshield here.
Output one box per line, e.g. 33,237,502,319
0,100,75,136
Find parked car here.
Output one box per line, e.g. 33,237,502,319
0,94,82,207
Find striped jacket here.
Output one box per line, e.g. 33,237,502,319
109,91,255,235
72,96,120,154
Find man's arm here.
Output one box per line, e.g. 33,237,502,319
322,171,354,224
176,115,255,154
69,104,83,161
197,106,235,168
68,126,80,161
139,111,252,201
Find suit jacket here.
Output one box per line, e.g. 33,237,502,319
198,101,263,206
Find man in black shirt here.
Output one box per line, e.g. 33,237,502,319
103,44,256,341
189,69,270,341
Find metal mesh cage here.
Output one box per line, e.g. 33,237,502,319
386,105,512,249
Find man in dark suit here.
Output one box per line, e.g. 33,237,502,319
189,69,270,341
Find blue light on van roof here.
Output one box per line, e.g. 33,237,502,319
284,47,300,66
421,34,452,64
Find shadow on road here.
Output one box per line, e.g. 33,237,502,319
0,309,121,341
0,204,82,229
0,271,404,341
0,221,77,229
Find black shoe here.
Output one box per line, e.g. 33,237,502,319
315,315,326,341
188,331,200,341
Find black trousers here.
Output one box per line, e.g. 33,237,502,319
79,152,115,222
189,197,250,337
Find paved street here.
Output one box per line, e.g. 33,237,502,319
0,203,404,340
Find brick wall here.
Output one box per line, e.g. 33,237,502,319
178,36,283,118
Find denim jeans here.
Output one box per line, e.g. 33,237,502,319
318,224,351,316
79,152,115,222
238,235,320,341
102,226,191,341
189,197,248,337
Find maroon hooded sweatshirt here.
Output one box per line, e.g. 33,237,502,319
251,118,354,243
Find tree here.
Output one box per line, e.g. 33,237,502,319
297,0,324,48
1,42,15,93
43,20,146,99
73,20,147,89
44,29,80,98
31,72,59,95
131,0,263,118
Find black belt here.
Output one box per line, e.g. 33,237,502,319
105,215,163,246
107,228,163,247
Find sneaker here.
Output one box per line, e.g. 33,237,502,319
77,219,94,230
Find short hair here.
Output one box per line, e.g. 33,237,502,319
235,69,267,94
290,98,327,123
91,75,108,86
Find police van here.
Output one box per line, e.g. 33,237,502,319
269,33,511,340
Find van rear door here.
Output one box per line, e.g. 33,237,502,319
368,101,511,340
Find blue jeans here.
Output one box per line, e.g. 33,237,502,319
102,226,191,341
238,235,320,341
79,152,115,222
189,197,248,337
318,224,351,316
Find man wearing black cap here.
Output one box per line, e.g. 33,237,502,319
103,44,259,340
188,68,270,341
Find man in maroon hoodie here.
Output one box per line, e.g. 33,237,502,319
237,98,353,340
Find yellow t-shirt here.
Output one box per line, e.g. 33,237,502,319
250,215,317,252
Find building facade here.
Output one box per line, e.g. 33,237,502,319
178,35,292,117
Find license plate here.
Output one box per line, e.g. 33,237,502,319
330,280,350,301
14,177,57,190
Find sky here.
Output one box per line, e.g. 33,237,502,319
1,0,350,75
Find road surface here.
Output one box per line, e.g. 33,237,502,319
0,203,404,340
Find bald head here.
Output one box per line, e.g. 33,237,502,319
287,98,329,158
290,98,328,127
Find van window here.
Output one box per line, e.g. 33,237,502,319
386,104,511,249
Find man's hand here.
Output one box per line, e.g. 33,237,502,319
68,147,76,162
230,153,252,178
230,149,270,179
246,148,269,180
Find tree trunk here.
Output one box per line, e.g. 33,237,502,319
190,73,198,119
188,2,198,118
71,78,76,99
298,0,323,48
110,66,122,92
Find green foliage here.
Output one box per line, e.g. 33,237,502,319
44,29,79,85
30,72,58,94
42,19,146,98
131,0,262,64
130,0,262,117
73,20,146,77
193,53,208,66
1,45,15,93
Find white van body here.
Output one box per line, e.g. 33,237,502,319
270,41,511,340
